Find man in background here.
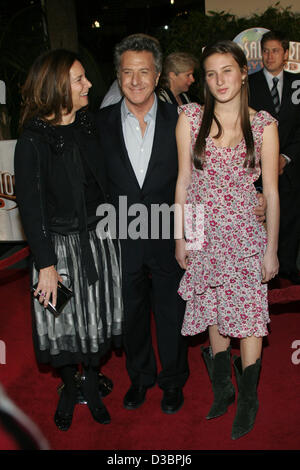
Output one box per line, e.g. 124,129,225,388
249,30,300,284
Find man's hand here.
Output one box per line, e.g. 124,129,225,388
254,192,266,223
175,239,189,270
279,154,287,175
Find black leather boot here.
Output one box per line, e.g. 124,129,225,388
81,365,111,424
54,365,78,431
202,346,235,419
231,356,261,440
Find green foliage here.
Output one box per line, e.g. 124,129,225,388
156,3,300,99
157,3,300,57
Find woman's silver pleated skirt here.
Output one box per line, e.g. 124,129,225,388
31,229,123,366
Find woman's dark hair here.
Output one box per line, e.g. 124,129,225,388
194,40,255,170
20,49,80,129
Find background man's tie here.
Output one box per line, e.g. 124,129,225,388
271,76,280,114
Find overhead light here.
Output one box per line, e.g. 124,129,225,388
170,0,175,4
164,25,169,30
92,20,101,29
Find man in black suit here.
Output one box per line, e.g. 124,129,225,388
249,30,300,284
96,34,189,414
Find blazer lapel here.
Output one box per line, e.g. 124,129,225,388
279,71,291,117
257,70,277,114
142,100,169,190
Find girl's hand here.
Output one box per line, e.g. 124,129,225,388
175,239,189,270
33,266,63,308
261,251,279,283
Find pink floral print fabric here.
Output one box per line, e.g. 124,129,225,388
178,104,277,338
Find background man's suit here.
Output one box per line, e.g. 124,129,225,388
249,69,300,277
96,99,189,390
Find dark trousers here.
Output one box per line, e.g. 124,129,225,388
278,178,300,274
122,255,189,390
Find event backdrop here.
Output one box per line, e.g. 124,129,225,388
234,28,300,74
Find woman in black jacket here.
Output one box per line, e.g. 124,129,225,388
14,49,123,431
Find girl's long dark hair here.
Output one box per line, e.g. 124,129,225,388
194,40,255,170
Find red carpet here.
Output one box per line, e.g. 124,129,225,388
0,269,300,451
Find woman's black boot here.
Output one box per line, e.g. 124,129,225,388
202,346,235,419
54,365,78,431
81,365,111,424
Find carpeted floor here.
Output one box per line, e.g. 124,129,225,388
0,269,300,451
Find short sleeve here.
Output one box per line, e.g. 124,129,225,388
178,103,203,147
253,110,278,129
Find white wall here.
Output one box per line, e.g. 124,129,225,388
206,0,300,17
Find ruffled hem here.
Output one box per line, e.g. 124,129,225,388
180,251,269,338
181,318,270,338
178,248,264,300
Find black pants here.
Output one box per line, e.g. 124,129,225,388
278,180,300,275
122,255,189,390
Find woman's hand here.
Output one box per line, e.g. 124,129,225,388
175,239,189,270
261,250,279,283
33,266,63,308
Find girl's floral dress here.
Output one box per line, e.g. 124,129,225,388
178,104,277,338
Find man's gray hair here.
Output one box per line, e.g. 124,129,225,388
114,33,163,75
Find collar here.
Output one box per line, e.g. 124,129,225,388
263,68,284,84
121,94,158,122
24,110,96,154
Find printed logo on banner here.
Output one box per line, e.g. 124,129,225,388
0,139,25,241
233,27,270,75
287,41,300,73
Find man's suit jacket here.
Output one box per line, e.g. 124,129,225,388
248,69,300,189
96,99,180,273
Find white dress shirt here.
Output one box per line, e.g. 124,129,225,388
121,96,157,188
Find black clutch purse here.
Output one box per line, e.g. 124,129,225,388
31,273,74,317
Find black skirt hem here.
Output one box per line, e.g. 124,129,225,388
33,334,123,368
